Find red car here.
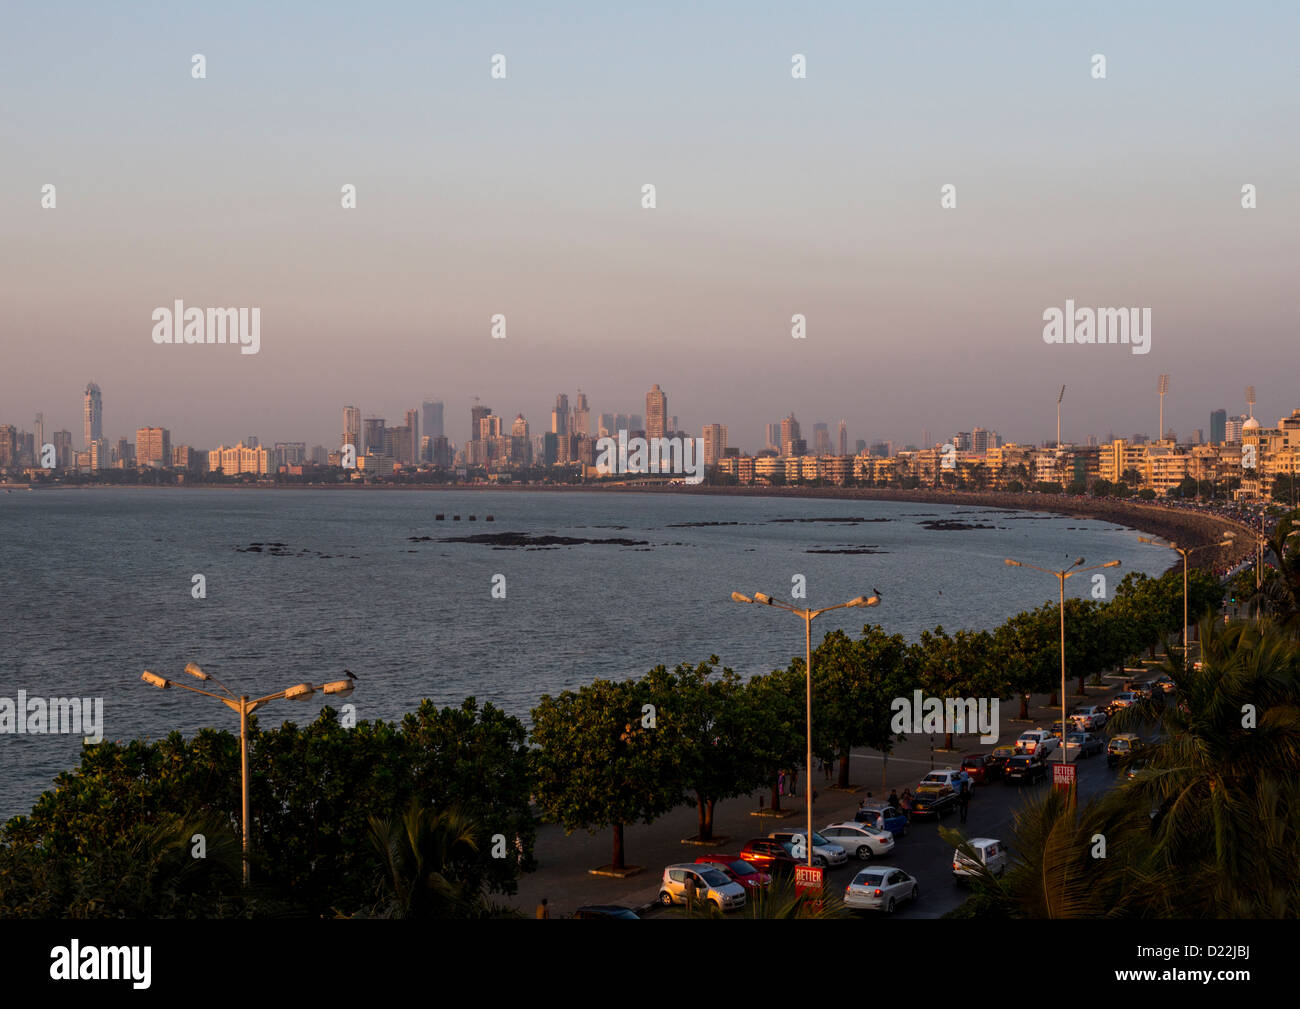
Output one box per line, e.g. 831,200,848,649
960,754,991,785
738,838,799,877
694,855,772,891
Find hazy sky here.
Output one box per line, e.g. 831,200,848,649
3,1,1297,452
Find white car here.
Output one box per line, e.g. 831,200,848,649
769,829,847,867
1016,729,1060,757
1069,706,1108,731
952,837,1008,880
919,768,974,794
659,864,747,911
843,866,919,913
819,822,896,861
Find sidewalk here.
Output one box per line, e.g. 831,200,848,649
504,682,1121,916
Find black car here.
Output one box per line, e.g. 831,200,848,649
1004,754,1047,784
984,746,1016,780
573,905,640,919
909,784,959,819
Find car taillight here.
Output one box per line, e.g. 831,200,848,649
873,889,882,896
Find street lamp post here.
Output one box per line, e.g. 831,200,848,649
731,591,879,870
1138,534,1235,658
140,662,356,885
1004,558,1120,763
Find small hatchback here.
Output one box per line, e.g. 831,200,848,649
659,864,747,911
952,837,1008,880
843,866,919,913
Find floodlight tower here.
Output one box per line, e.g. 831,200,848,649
1056,385,1065,448
1246,385,1256,422
1158,375,1170,442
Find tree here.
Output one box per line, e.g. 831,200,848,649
991,606,1059,718
744,667,805,814
810,626,914,787
530,677,681,871
916,627,998,749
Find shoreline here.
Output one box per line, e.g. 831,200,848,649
12,480,1256,573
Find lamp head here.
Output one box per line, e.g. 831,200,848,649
753,592,774,605
183,662,208,680
1004,558,1021,567
141,671,169,689
731,592,752,604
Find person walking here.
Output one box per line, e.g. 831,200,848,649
536,898,550,919
684,873,698,913
788,770,797,798
900,788,913,821
958,786,970,824
887,788,900,809
778,770,786,797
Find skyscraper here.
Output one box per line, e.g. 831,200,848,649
702,424,728,466
83,382,102,448
136,427,171,468
422,400,444,439
364,417,386,456
572,392,590,437
766,423,780,452
471,403,492,442
838,419,847,456
343,406,361,452
646,385,667,440
404,408,420,461
551,394,569,436
33,413,45,457
780,414,801,457
1210,409,1227,445
813,423,831,456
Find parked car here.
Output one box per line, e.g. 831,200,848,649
960,754,992,785
1108,692,1141,714
693,856,771,891
855,803,908,838
1070,706,1108,731
1153,675,1176,694
1063,731,1104,760
952,837,1008,880
920,768,975,794
1004,753,1047,784
1016,729,1060,758
768,829,847,867
843,866,919,913
738,838,799,876
909,783,959,819
985,746,1017,780
573,905,640,919
819,822,896,860
659,864,746,911
1106,733,1143,768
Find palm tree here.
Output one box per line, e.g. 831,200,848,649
367,801,490,918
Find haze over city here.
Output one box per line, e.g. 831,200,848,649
3,2,1296,449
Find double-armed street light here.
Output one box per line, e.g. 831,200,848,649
140,662,356,885
1138,534,1236,657
1004,558,1120,765
731,591,880,871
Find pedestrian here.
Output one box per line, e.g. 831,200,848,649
958,786,970,824
900,788,913,821
812,788,819,805
789,771,797,798
887,788,900,808
536,898,550,919
684,873,698,913
824,758,833,782
778,770,785,796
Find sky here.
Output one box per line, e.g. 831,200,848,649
3,1,1297,452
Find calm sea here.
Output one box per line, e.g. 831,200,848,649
0,488,1170,819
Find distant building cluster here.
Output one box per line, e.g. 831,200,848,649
2,384,1297,502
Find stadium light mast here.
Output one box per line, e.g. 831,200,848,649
1158,375,1170,443
1246,384,1256,422
1056,385,1065,448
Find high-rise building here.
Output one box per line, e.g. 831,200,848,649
766,423,781,452
1225,416,1245,443
274,442,307,467
137,427,172,468
838,420,848,456
364,417,386,455
854,439,867,454
53,430,73,468
598,413,616,437
0,425,15,468
572,392,590,437
646,385,667,440
780,414,801,457
1210,409,1227,445
245,436,260,450
511,414,529,440
83,382,102,448
702,424,728,466
422,400,444,440
669,415,679,435
404,409,420,460
972,427,991,453
629,414,643,433
342,406,361,452
33,413,45,457
115,436,132,467
812,423,831,456
551,394,568,436
471,403,491,444
952,432,972,451
922,428,932,448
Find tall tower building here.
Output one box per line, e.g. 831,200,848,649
34,413,45,456
404,408,420,461
137,427,172,468
781,414,801,457
1210,409,1227,445
766,423,780,452
471,403,491,441
83,382,103,448
551,394,569,436
363,417,386,456
813,422,831,456
422,400,444,439
646,385,667,440
342,406,361,452
838,420,848,457
572,392,590,437
702,424,728,467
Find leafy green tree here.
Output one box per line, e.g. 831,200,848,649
916,627,998,748
744,667,805,813
991,606,1058,718
530,677,681,870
